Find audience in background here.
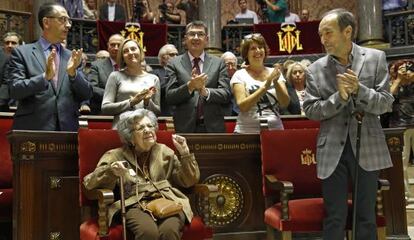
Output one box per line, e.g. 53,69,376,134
281,59,295,77
95,49,110,59
57,0,84,18
0,32,23,111
83,0,98,20
221,51,240,116
152,44,178,116
7,2,92,130
300,58,312,68
235,0,259,24
166,21,231,133
102,38,160,128
389,59,414,201
176,0,198,24
284,2,300,23
264,0,287,23
135,0,155,23
284,62,306,115
158,0,182,24
88,34,124,114
230,33,289,133
99,0,126,22
300,8,310,22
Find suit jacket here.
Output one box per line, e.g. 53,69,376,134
165,53,231,133
83,143,199,224
152,67,174,116
88,58,114,114
7,41,93,131
303,44,394,179
99,3,126,21
0,52,9,108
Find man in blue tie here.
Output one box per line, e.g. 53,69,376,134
7,2,92,131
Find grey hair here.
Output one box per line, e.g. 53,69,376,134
221,51,237,61
116,109,159,145
322,8,356,40
157,44,178,63
185,21,208,35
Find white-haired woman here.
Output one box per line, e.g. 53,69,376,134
83,109,199,240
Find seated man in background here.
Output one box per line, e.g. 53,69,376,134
300,8,310,22
158,0,182,24
235,0,259,24
221,51,239,116
152,44,178,116
88,34,124,114
0,32,22,111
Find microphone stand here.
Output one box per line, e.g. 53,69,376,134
119,176,127,240
351,110,364,240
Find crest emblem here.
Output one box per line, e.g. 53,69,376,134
277,23,303,54
301,148,316,165
121,22,147,52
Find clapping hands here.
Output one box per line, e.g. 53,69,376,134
337,69,359,101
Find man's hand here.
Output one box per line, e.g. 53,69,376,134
337,74,349,101
187,71,207,92
67,48,83,77
79,104,91,115
342,69,359,94
45,48,57,81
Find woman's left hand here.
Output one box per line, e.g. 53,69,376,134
172,134,190,155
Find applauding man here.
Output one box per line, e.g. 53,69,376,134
7,2,92,131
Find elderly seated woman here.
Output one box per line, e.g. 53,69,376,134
83,109,199,240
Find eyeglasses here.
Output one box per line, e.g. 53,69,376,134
186,31,207,38
244,33,262,39
134,123,156,133
167,52,178,57
46,16,72,25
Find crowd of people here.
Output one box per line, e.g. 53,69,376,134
0,1,410,239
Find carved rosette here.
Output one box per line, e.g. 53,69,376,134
198,174,245,227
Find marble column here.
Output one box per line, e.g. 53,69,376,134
198,0,222,54
357,0,387,46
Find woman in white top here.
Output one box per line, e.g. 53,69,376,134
230,33,290,133
102,39,160,128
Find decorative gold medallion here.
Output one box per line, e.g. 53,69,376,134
277,23,303,54
301,148,316,165
21,141,36,153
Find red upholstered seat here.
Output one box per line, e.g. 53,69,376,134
282,119,320,129
0,116,13,221
78,128,213,240
260,129,387,240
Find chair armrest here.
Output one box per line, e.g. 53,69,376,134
265,174,293,220
190,184,218,226
378,179,390,191
82,186,115,236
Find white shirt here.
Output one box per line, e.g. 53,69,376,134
284,12,300,23
235,9,259,24
108,4,115,21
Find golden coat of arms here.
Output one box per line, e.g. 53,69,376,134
121,22,147,52
277,23,303,54
301,148,316,165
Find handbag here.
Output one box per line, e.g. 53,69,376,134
145,197,183,219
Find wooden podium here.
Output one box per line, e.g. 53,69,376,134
8,129,409,240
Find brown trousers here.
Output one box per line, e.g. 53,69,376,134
125,204,185,240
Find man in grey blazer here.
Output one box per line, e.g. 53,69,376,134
165,21,231,133
7,2,92,131
303,9,394,239
88,33,124,114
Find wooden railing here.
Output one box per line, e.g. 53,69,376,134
0,8,32,43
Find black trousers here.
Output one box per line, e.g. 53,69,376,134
322,137,379,240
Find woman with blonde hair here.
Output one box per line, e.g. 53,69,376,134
230,33,290,133
284,61,306,115
102,39,160,128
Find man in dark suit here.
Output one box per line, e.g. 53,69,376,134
99,0,127,22
7,2,92,131
303,9,394,239
151,43,178,116
166,21,231,133
88,33,124,114
0,32,22,111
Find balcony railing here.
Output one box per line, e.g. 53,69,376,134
0,8,32,43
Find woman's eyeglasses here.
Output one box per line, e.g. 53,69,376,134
134,124,156,133
244,33,262,39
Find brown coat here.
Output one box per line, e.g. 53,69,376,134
83,143,200,224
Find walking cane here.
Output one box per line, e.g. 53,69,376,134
119,175,127,240
351,111,364,240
